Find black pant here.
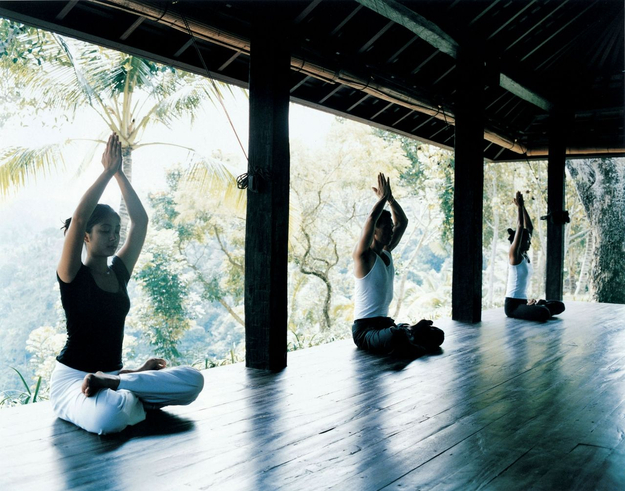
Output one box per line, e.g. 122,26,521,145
504,297,565,322
352,317,401,353
352,317,444,354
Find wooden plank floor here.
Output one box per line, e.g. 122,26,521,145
2,301,624,490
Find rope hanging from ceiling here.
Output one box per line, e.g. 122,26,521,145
178,3,252,190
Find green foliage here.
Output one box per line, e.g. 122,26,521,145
192,343,245,369
0,19,59,67
437,157,455,245
135,242,192,361
377,129,455,246
0,367,43,407
0,19,60,127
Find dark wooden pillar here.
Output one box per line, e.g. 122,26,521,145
545,112,566,300
244,12,290,370
452,42,485,323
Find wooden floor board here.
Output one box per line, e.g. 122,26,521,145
2,302,625,490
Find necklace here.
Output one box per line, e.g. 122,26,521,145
90,267,111,275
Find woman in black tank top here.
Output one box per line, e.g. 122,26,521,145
50,133,203,435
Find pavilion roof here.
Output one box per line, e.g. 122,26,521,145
0,0,623,161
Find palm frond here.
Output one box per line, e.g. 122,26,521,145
74,135,108,177
6,34,101,118
185,156,246,213
113,55,159,96
54,35,97,104
150,79,212,128
0,142,67,196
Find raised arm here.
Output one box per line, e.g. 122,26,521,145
114,167,148,276
509,191,525,265
353,173,389,258
386,189,408,252
522,198,533,235
354,173,398,278
58,134,121,283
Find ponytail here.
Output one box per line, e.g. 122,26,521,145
61,217,72,236
507,228,515,243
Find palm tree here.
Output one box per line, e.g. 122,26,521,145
0,20,241,243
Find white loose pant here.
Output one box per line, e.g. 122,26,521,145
50,361,204,435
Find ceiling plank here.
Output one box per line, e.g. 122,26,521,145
386,35,417,63
410,50,439,75
56,0,79,21
120,16,145,41
319,85,343,104
392,109,414,127
329,5,362,37
290,75,310,94
293,0,324,25
520,1,596,62
371,101,394,119
355,0,457,58
348,94,370,112
218,51,242,72
487,0,537,40
356,0,553,113
173,38,194,58
504,0,570,53
357,20,394,54
469,0,501,27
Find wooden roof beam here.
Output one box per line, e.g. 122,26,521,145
355,0,553,111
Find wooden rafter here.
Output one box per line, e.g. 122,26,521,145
356,0,553,110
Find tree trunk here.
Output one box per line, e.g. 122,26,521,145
567,158,625,303
574,231,594,296
486,180,499,308
298,267,332,331
118,146,132,247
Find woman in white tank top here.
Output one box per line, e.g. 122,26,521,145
504,191,564,321
352,172,444,355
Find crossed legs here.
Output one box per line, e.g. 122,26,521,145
50,360,204,435
505,297,565,321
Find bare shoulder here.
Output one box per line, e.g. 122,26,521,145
354,248,376,279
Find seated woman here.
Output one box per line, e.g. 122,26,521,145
50,133,204,435
352,172,444,356
504,191,565,322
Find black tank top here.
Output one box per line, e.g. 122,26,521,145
56,256,130,372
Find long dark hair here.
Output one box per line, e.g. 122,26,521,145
61,204,120,236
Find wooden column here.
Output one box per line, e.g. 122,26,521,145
245,12,290,370
452,42,485,323
545,112,566,300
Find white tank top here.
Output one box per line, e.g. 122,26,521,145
505,256,532,299
354,250,394,319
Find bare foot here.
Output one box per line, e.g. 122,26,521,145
118,358,167,375
410,319,433,331
139,358,167,372
81,371,121,397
